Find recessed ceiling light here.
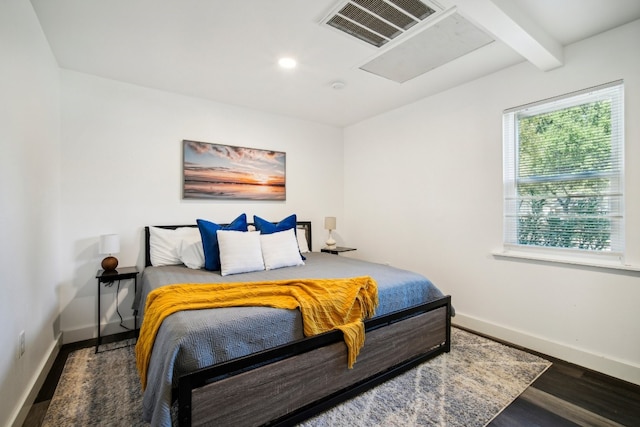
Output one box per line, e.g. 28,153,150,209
278,57,297,69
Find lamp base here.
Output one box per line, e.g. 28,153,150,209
101,256,119,271
325,238,336,250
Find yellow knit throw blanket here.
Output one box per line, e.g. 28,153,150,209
135,276,378,390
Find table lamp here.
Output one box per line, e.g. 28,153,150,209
99,234,120,271
324,217,336,249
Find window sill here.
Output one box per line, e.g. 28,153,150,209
491,250,640,273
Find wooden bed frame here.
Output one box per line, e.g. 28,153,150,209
143,223,452,427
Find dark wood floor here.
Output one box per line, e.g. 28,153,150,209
23,329,640,427
483,330,640,427
491,360,640,426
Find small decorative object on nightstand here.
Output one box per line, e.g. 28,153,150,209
95,266,138,352
324,216,337,249
321,246,356,255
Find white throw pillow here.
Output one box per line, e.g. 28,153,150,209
217,230,265,276
149,226,201,266
296,227,310,253
178,234,205,269
260,228,305,270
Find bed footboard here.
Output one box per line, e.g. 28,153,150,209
177,296,451,427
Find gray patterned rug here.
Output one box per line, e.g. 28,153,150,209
42,328,550,426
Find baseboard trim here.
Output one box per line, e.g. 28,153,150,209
11,333,62,427
62,315,136,344
452,313,640,386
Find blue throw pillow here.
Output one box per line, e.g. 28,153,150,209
254,214,305,260
197,214,248,271
253,214,297,234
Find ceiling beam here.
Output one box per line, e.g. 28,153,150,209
453,0,564,71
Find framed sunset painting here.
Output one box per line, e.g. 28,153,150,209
183,140,286,200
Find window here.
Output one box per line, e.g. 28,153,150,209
503,81,624,261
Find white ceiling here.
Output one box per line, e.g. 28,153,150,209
30,0,640,127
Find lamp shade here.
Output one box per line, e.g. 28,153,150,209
99,234,120,255
324,216,336,230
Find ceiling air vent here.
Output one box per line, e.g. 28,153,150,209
359,11,494,82
325,0,438,48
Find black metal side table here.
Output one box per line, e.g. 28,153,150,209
96,266,138,352
321,247,357,255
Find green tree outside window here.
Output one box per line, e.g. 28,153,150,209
503,81,624,256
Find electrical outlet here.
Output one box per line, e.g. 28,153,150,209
18,331,25,358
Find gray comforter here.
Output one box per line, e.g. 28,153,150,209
136,252,445,426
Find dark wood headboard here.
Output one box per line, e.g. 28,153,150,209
144,221,312,267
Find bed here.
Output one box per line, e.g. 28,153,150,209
136,219,452,426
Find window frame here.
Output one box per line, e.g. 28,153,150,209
502,80,625,265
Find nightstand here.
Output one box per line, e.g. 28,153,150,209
321,247,356,255
96,266,138,352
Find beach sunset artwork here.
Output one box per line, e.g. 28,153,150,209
183,140,286,200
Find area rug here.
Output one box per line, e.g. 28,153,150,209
42,328,551,426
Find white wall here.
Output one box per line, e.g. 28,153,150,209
58,70,344,342
343,20,640,385
0,1,62,425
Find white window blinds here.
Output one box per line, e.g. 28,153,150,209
503,80,624,257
